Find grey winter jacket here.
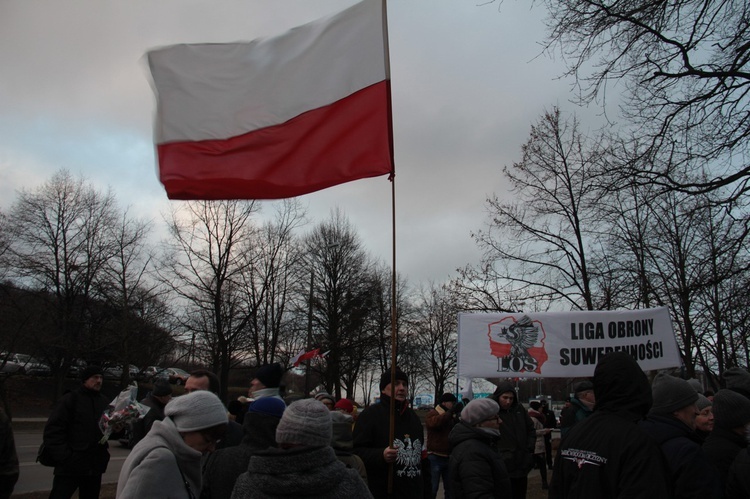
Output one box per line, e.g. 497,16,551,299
230,445,372,499
116,418,203,499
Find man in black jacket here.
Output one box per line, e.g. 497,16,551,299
639,372,722,498
703,388,750,491
353,367,430,499
549,352,671,498
43,365,111,499
489,381,535,499
540,399,556,469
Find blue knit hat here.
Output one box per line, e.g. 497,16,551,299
247,397,286,419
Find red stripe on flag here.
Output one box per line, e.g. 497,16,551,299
157,82,392,200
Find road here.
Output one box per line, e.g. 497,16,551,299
13,425,130,495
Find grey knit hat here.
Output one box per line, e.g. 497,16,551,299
276,398,331,447
165,391,228,432
713,389,750,429
330,410,354,451
314,391,335,405
687,379,704,393
723,368,750,398
461,398,499,426
650,372,699,414
696,394,712,411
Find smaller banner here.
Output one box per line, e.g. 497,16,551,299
458,307,681,378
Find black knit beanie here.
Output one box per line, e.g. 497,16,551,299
650,372,699,414
723,368,750,399
379,367,408,392
254,363,283,388
80,365,103,382
713,389,750,429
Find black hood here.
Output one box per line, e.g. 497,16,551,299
490,380,518,410
593,351,652,418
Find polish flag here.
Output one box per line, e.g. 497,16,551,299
292,348,322,367
147,0,393,200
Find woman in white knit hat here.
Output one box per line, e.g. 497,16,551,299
116,391,228,499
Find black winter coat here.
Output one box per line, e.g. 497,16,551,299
639,414,722,498
448,422,510,499
352,394,430,499
548,352,672,499
42,386,110,476
201,412,280,499
727,446,750,499
703,425,748,491
490,381,535,478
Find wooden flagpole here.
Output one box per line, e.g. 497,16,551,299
380,0,399,494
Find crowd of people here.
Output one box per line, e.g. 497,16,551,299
4,353,750,498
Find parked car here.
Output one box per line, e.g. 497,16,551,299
0,352,24,374
167,368,190,385
104,364,141,380
16,354,51,376
0,352,51,376
141,366,169,382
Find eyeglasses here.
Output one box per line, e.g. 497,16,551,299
201,432,222,447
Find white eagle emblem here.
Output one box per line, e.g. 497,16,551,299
393,434,422,478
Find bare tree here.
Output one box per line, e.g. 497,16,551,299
305,210,377,399
242,199,307,368
540,0,750,200
411,283,459,401
460,107,607,311
161,200,259,401
97,209,176,387
5,170,119,398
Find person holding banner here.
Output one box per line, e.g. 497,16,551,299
489,381,535,499
549,352,671,498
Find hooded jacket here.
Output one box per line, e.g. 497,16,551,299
230,445,372,499
639,413,722,498
490,381,535,478
116,418,203,499
448,421,510,499
548,352,672,498
352,394,430,499
201,411,280,499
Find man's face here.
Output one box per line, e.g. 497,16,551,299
83,374,103,392
443,401,454,410
381,380,408,402
498,392,514,410
673,403,699,431
579,390,596,404
249,377,266,396
185,375,210,394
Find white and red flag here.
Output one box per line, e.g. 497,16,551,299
292,348,322,367
147,0,393,200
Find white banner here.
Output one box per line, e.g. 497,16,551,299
457,307,681,378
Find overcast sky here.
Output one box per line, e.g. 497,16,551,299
0,0,592,286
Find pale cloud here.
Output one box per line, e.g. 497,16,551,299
0,0,583,285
